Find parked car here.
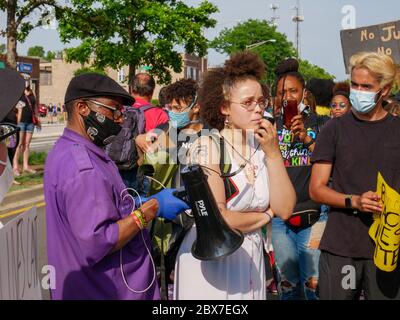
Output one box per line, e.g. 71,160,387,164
38,104,47,117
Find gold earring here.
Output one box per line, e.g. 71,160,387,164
224,116,231,129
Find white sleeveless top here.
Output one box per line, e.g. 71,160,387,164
174,135,270,300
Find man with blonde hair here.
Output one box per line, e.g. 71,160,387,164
309,52,400,300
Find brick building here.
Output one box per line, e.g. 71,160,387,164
0,55,40,100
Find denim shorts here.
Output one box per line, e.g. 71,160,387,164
18,122,35,133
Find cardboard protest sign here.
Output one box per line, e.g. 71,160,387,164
0,207,42,299
341,20,400,73
369,172,400,272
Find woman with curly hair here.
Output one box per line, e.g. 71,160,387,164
330,82,351,118
174,52,296,300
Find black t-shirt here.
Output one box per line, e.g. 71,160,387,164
311,111,400,258
277,113,328,212
19,94,36,124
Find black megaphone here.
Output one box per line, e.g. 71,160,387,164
178,164,244,261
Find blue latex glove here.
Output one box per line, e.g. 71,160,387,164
145,188,190,220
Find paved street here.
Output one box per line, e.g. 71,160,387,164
30,122,65,153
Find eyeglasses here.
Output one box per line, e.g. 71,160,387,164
230,98,268,111
165,103,192,113
330,102,348,109
165,95,197,113
86,99,123,120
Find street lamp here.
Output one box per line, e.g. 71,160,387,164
245,39,277,50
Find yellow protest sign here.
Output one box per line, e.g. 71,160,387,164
369,172,400,272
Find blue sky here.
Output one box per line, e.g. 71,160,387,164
1,0,399,81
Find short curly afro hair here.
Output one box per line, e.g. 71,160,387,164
166,78,198,105
332,82,350,100
199,51,266,131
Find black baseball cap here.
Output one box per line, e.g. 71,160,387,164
0,68,25,122
64,73,134,105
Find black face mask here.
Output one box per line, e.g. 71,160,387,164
82,110,122,147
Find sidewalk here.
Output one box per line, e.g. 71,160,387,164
0,184,44,216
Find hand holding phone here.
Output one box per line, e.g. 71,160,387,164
282,99,298,129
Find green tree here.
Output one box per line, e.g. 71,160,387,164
45,50,56,61
57,0,217,85
27,45,45,57
211,19,334,85
0,0,63,69
211,19,295,85
74,67,106,77
299,59,335,83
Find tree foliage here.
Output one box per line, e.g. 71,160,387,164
0,43,5,54
299,59,335,82
27,45,58,61
74,66,106,77
0,0,63,68
211,19,334,86
57,0,218,84
27,45,45,57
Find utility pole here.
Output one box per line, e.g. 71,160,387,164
269,4,279,27
292,0,304,58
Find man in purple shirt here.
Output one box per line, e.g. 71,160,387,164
44,73,188,300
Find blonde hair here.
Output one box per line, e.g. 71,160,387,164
349,52,400,88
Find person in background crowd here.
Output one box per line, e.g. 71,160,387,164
330,82,351,118
304,91,317,114
116,73,169,192
174,52,296,300
306,78,335,116
384,101,400,116
157,86,170,109
130,73,169,133
310,51,400,300
12,85,39,176
271,58,328,300
44,73,189,300
139,78,201,300
0,68,24,203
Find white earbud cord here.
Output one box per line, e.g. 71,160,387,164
119,187,156,294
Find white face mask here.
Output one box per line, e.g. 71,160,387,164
0,157,13,204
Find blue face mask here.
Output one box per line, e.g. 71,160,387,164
350,88,381,114
168,109,191,129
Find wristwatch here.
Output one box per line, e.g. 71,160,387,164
344,195,353,209
345,195,358,214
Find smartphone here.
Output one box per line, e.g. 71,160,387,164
282,99,298,129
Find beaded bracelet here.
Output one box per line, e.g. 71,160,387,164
131,212,143,230
131,209,147,229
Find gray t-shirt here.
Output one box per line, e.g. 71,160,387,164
311,111,400,258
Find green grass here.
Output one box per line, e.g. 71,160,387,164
9,170,44,193
10,151,47,193
29,151,47,165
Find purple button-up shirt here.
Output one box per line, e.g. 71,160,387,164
44,128,159,300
